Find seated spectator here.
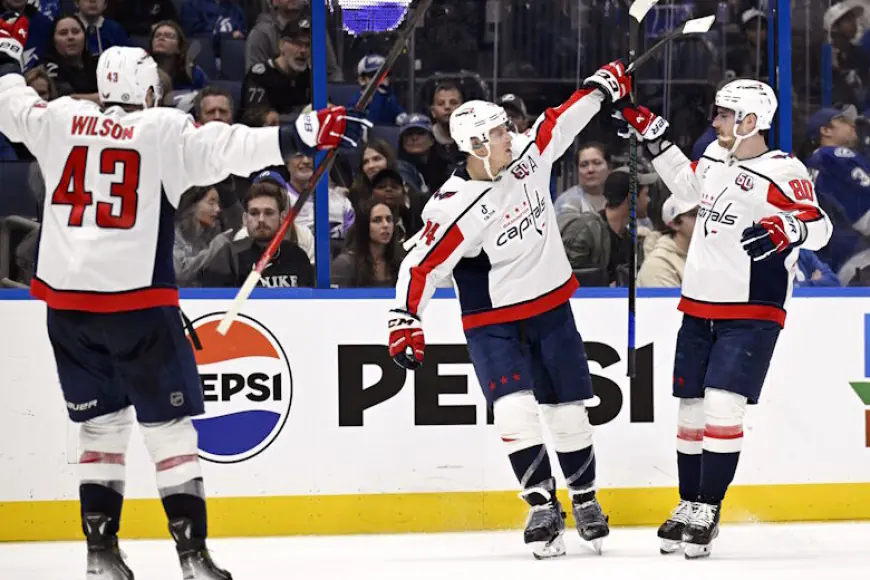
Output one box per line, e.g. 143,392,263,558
242,19,311,115
76,0,131,55
246,0,342,81
825,2,870,109
180,0,246,39
637,195,698,288
4,0,52,69
497,93,531,134
43,14,100,102
173,186,234,286
349,139,395,208
555,143,612,215
150,21,209,92
331,199,404,288
25,65,58,101
240,106,281,127
105,0,178,37
397,113,452,197
347,54,406,125
795,250,840,287
558,168,650,286
367,168,425,242
280,153,355,240
194,85,234,123
202,182,314,288
429,81,465,167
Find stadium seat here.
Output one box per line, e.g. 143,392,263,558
370,125,401,151
220,38,247,81
189,37,218,79
328,83,361,108
130,35,150,50
0,162,40,219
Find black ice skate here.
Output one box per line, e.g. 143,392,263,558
683,502,721,559
169,518,233,580
657,499,695,554
84,513,134,579
519,477,566,559
570,489,610,554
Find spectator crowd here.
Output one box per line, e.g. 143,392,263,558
1,0,868,290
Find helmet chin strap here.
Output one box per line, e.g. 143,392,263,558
471,145,498,180
728,115,760,155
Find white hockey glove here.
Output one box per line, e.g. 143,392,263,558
583,60,632,103
613,105,673,156
0,13,28,72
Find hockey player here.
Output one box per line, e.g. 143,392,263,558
0,15,369,580
616,79,832,559
386,61,632,559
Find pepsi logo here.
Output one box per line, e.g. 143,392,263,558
186,313,293,464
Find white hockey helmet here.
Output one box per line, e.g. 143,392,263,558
449,100,510,178
96,46,162,108
714,79,777,152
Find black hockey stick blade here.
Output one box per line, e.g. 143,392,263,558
626,14,715,74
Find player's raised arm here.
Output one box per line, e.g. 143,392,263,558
530,61,631,164
616,104,704,204
741,160,833,261
160,105,371,205
388,193,488,369
0,15,52,152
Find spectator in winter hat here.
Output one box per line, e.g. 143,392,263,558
498,93,531,134
346,54,407,125
637,195,698,287
75,0,131,56
396,113,440,196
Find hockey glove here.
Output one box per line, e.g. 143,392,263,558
583,60,631,103
295,106,372,151
0,13,28,73
388,308,425,370
741,213,807,261
613,105,672,156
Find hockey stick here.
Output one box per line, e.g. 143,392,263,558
217,0,433,335
625,14,715,75
626,0,659,378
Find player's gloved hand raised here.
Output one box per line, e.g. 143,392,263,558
741,213,807,261
388,309,425,370
583,60,631,103
295,105,372,151
0,13,29,70
614,105,669,142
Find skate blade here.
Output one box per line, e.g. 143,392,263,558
530,534,566,560
659,539,683,555
684,542,713,559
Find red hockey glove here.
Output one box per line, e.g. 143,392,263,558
615,105,669,141
0,13,29,70
583,60,631,103
295,105,372,151
388,309,425,370
741,213,807,261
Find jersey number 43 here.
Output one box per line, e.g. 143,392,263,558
51,145,141,229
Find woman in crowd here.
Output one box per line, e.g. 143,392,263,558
349,139,400,210
43,14,99,102
173,186,234,286
331,199,404,288
149,20,208,92
554,142,611,215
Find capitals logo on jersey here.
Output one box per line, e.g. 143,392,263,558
497,186,547,246
186,313,293,464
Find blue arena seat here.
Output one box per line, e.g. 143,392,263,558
220,38,247,81
0,162,40,219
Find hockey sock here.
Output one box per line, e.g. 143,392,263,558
697,389,746,504
557,448,596,495
79,483,124,537
509,444,553,489
676,398,704,501
162,483,208,539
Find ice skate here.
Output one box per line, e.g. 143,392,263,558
84,513,134,579
519,477,566,559
657,499,695,554
683,502,720,559
570,490,610,554
169,518,233,579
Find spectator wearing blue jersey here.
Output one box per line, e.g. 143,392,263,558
4,0,52,69
38,0,60,20
795,250,840,287
150,21,209,92
76,0,131,55
180,0,246,39
804,104,870,285
347,54,406,125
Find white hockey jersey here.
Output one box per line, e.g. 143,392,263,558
0,74,284,312
394,88,606,330
652,141,833,326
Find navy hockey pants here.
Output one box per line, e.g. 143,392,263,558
47,306,204,423
464,302,595,406
672,314,781,404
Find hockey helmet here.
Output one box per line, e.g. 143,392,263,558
714,79,777,131
449,100,510,156
97,46,162,108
